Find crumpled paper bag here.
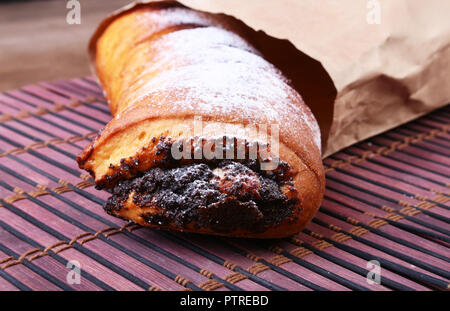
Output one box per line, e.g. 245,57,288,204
89,0,450,157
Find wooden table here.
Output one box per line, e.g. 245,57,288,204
0,0,131,91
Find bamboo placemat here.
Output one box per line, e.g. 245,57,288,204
0,77,448,291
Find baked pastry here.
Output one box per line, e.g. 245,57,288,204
77,2,325,238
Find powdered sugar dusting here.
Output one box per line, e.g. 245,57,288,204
112,14,321,151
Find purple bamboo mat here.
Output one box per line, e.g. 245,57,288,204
0,77,449,291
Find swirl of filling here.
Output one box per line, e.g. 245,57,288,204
105,160,300,234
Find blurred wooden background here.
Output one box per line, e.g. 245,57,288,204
0,0,132,91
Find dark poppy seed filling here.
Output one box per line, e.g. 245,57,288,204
105,160,300,233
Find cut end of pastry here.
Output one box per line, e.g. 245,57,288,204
105,160,300,236
76,118,323,238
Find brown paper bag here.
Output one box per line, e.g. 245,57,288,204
89,0,450,157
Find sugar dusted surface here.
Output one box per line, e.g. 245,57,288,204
115,26,321,151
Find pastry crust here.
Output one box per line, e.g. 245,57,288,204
77,2,325,238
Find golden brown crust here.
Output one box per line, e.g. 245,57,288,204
77,2,325,238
